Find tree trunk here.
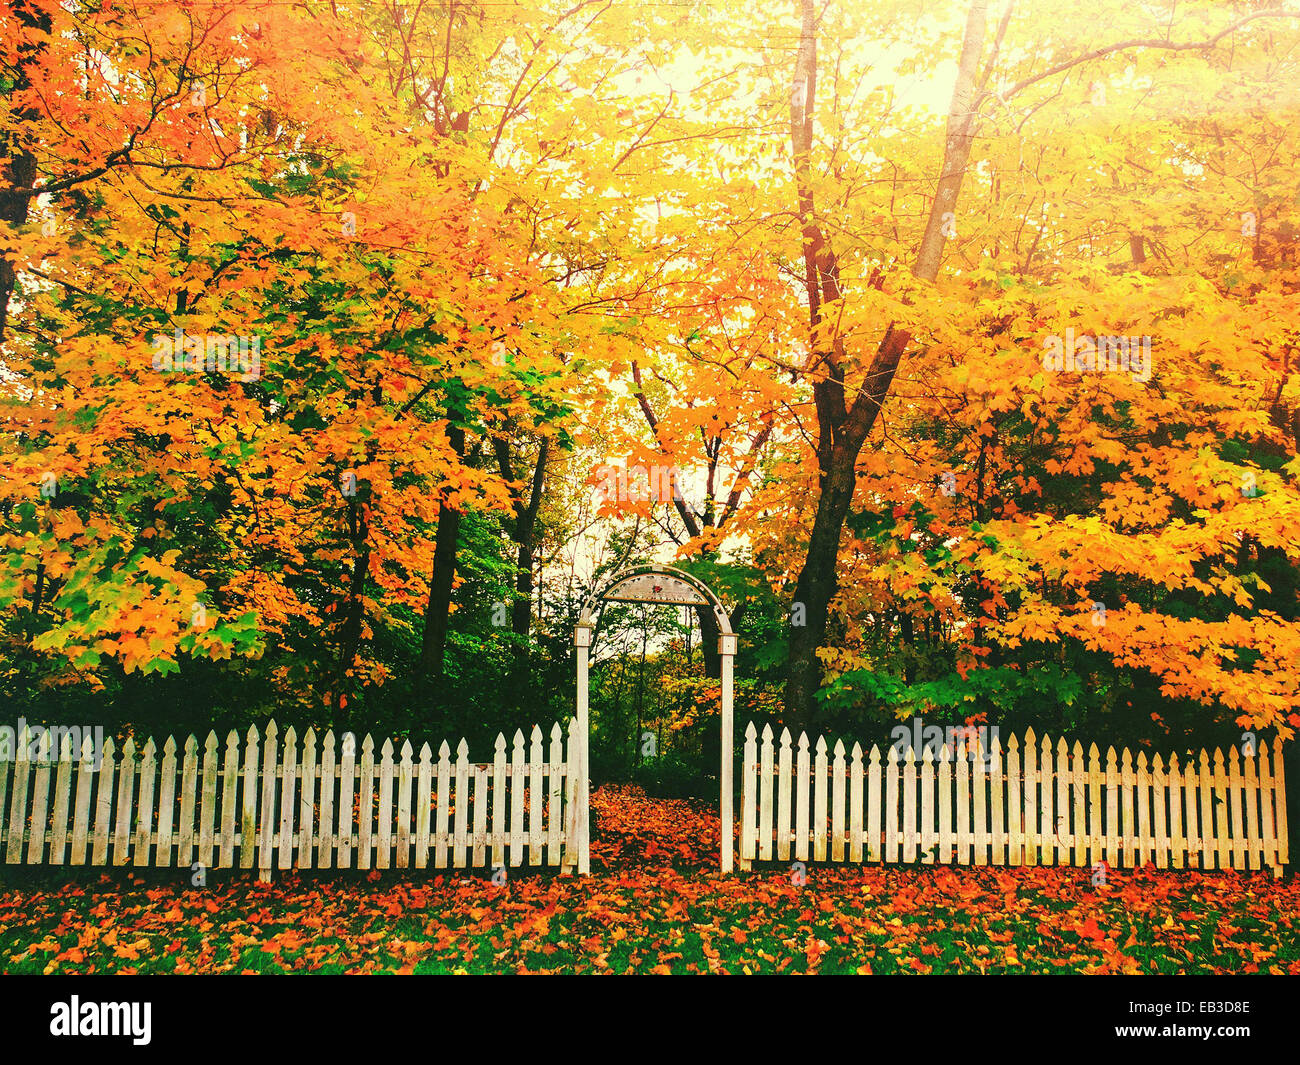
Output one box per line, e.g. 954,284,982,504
419,424,466,693
0,0,51,343
696,605,721,679
782,0,989,727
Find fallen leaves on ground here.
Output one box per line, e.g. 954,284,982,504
1,786,1295,974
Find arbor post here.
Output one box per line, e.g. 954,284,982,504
574,620,592,875
720,632,737,873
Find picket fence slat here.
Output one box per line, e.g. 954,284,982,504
831,740,846,863
28,730,53,865
813,737,828,863
357,735,376,872
133,738,156,869
848,743,863,863
71,735,96,866
415,741,432,870
795,732,810,864
376,738,393,871
398,740,413,870
50,733,74,865
741,723,758,865
776,729,792,863
222,731,241,869
201,732,220,871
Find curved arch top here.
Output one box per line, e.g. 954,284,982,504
578,564,731,633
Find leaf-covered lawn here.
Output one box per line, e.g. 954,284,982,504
1,786,1296,974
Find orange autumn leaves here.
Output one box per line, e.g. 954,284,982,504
3,786,1297,975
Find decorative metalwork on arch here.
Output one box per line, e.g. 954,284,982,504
572,564,739,875
578,564,732,634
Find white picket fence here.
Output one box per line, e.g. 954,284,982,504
739,724,1290,877
0,720,585,881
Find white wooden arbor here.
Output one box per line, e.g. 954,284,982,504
574,565,738,874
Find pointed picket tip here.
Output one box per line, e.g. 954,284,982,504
1213,747,1225,765
361,734,375,753
1024,726,1036,743
381,738,393,758
226,729,241,747
323,729,336,747
121,736,136,757
745,722,757,739
183,734,198,754
887,745,899,763
281,725,295,744
761,723,773,741
869,744,881,764
101,736,116,759
530,724,542,741
1072,739,1084,755
1152,753,1164,770
1007,734,1020,750
439,740,451,758
779,727,792,745
58,732,74,758
265,719,278,738
246,724,259,744
1056,736,1068,752
458,737,470,756
304,726,316,743
141,737,156,758
815,736,827,754
419,742,432,760
1121,747,1133,767
80,734,95,760
1169,751,1180,768
400,739,413,759
797,731,809,750
1136,750,1148,768
851,741,863,760
205,730,220,749
513,728,526,745
163,736,177,756
1088,741,1100,758
495,733,507,751
921,745,934,763
550,722,563,741
833,738,845,757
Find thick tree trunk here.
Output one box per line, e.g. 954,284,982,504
782,0,988,727
784,448,860,723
